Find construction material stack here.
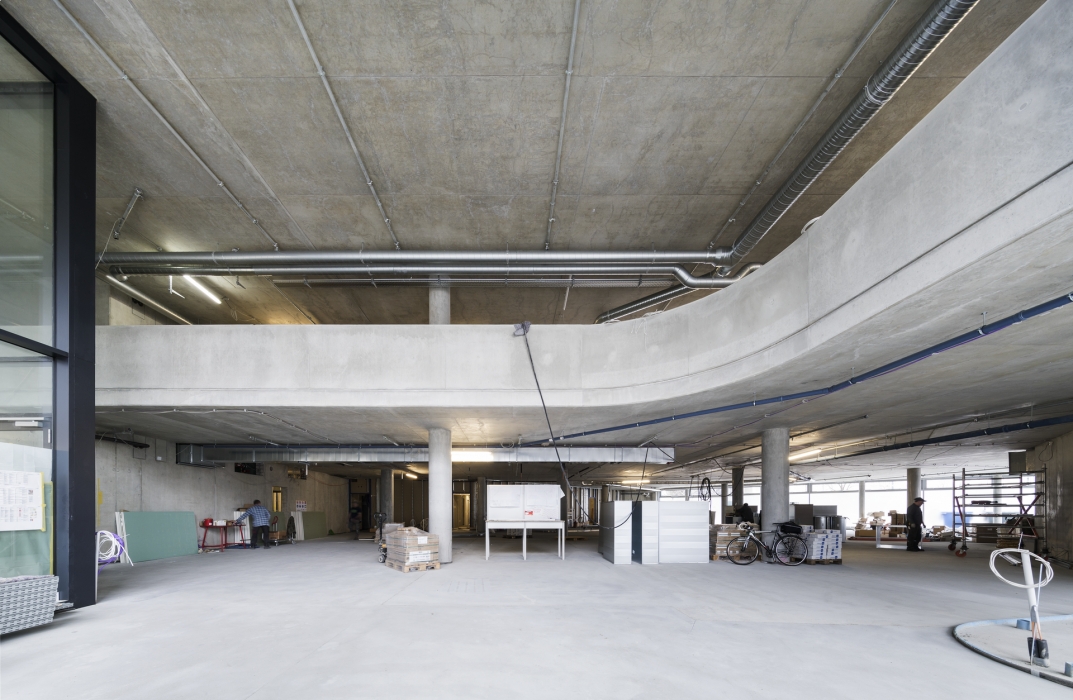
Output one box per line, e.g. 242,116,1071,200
805,529,843,564
384,527,440,573
710,524,742,561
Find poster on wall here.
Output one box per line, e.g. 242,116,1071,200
296,500,308,511
0,470,45,531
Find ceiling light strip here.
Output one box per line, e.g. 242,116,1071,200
287,0,401,251
50,0,282,252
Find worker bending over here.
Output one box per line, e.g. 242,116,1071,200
231,499,272,549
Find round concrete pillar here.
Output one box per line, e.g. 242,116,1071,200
859,480,867,520
907,468,922,510
731,467,744,508
380,468,394,523
429,285,450,325
428,428,453,563
760,427,790,529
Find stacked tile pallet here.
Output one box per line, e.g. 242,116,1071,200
805,529,843,564
710,524,742,560
385,527,440,573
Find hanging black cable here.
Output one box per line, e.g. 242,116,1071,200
514,321,592,525
700,477,712,502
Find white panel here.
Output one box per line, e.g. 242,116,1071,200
522,484,563,520
486,484,525,521
658,501,709,563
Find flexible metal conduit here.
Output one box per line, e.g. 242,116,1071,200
100,250,729,265
523,289,1073,446
544,0,582,250
595,265,761,323
108,264,750,289
594,0,976,321
712,0,978,272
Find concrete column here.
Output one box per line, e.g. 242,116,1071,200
720,482,729,523
428,428,453,563
429,285,450,325
731,468,744,508
859,481,866,520
600,484,611,503
907,468,922,510
380,468,394,523
760,427,790,530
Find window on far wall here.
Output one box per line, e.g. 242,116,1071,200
272,486,282,512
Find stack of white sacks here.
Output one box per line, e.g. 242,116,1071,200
804,529,843,560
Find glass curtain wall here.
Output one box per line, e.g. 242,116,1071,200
0,34,54,576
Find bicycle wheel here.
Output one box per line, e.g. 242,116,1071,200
774,534,809,566
725,536,760,565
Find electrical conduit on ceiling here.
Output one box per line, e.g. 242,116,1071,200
287,0,401,251
49,0,282,251
522,289,1073,446
597,0,979,322
544,0,582,250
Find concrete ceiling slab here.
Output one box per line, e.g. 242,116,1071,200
4,0,1048,328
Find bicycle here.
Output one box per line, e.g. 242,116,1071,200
725,522,809,566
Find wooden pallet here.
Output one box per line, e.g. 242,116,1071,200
804,558,842,565
385,559,441,573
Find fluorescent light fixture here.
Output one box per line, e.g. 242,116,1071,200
623,479,650,485
451,449,495,462
405,473,417,480
789,448,822,462
184,275,221,304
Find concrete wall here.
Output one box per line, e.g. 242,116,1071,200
1036,429,1073,564
95,437,349,535
96,278,172,326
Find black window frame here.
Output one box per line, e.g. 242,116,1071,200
0,6,96,608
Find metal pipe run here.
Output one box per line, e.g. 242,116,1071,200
99,249,730,266
109,264,751,290
710,0,978,273
595,264,762,323
273,277,674,288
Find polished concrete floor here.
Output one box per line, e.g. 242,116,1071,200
4,534,1073,699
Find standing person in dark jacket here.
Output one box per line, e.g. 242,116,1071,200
907,497,925,551
736,502,755,525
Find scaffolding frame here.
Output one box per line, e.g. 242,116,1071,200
951,468,1046,556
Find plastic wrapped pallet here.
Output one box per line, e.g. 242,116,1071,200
384,527,440,572
804,531,843,561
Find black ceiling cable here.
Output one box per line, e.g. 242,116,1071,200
514,321,592,524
